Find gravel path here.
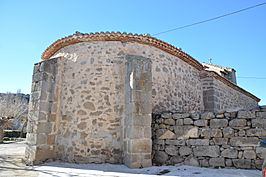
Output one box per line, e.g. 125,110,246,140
0,141,261,177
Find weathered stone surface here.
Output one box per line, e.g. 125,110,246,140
221,148,238,158
252,118,266,128
170,156,184,164
237,111,256,119
246,128,266,136
209,158,225,167
256,111,266,118
213,138,228,145
174,126,198,139
165,140,185,146
216,113,224,118
223,127,234,138
158,130,176,140
225,159,233,167
161,112,172,119
184,156,199,166
232,159,251,168
164,119,175,125
187,139,209,146
255,147,266,159
210,119,228,128
243,150,256,159
193,146,220,157
154,151,168,164
179,146,192,156
175,119,183,125
200,128,211,138
199,159,209,167
190,112,200,120
229,137,259,146
210,129,222,138
184,118,193,125
201,112,215,119
194,120,207,127
165,145,178,156
229,119,246,127
172,113,190,119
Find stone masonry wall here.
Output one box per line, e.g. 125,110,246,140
53,41,203,114
25,57,61,164
152,107,266,169
202,77,258,112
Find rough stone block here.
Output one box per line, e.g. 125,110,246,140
243,150,256,159
164,118,175,125
199,159,209,167
213,138,228,145
193,146,220,157
165,145,178,156
187,139,209,146
256,111,266,118
223,127,234,138
194,120,207,127
210,119,228,128
170,156,184,164
252,118,266,128
210,129,222,138
209,158,225,167
229,137,259,147
174,126,198,139
200,128,211,138
36,133,47,145
184,118,193,125
184,156,199,166
158,130,176,140
165,139,185,146
130,139,151,153
36,122,52,134
154,151,168,164
201,112,215,119
161,112,172,119
225,159,233,167
229,119,247,127
237,111,256,119
246,128,266,136
191,112,200,120
35,145,55,162
221,148,238,158
232,159,251,169
255,159,263,169
179,146,192,156
255,147,266,159
172,113,190,119
176,119,184,125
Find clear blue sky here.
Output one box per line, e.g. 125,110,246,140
0,0,265,105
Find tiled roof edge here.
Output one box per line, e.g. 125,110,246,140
41,32,203,70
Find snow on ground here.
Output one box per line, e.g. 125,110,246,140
35,162,261,177
0,141,261,177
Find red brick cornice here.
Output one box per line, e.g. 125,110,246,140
41,32,203,70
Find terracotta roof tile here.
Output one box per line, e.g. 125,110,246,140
41,32,203,70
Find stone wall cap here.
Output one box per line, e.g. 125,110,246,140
41,32,203,70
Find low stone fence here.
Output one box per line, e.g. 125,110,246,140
152,107,266,169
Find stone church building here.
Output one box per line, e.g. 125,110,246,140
25,32,260,168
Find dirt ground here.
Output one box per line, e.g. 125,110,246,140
0,141,261,177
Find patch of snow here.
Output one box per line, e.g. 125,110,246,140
34,162,261,177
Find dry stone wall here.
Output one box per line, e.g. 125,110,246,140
152,107,266,169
